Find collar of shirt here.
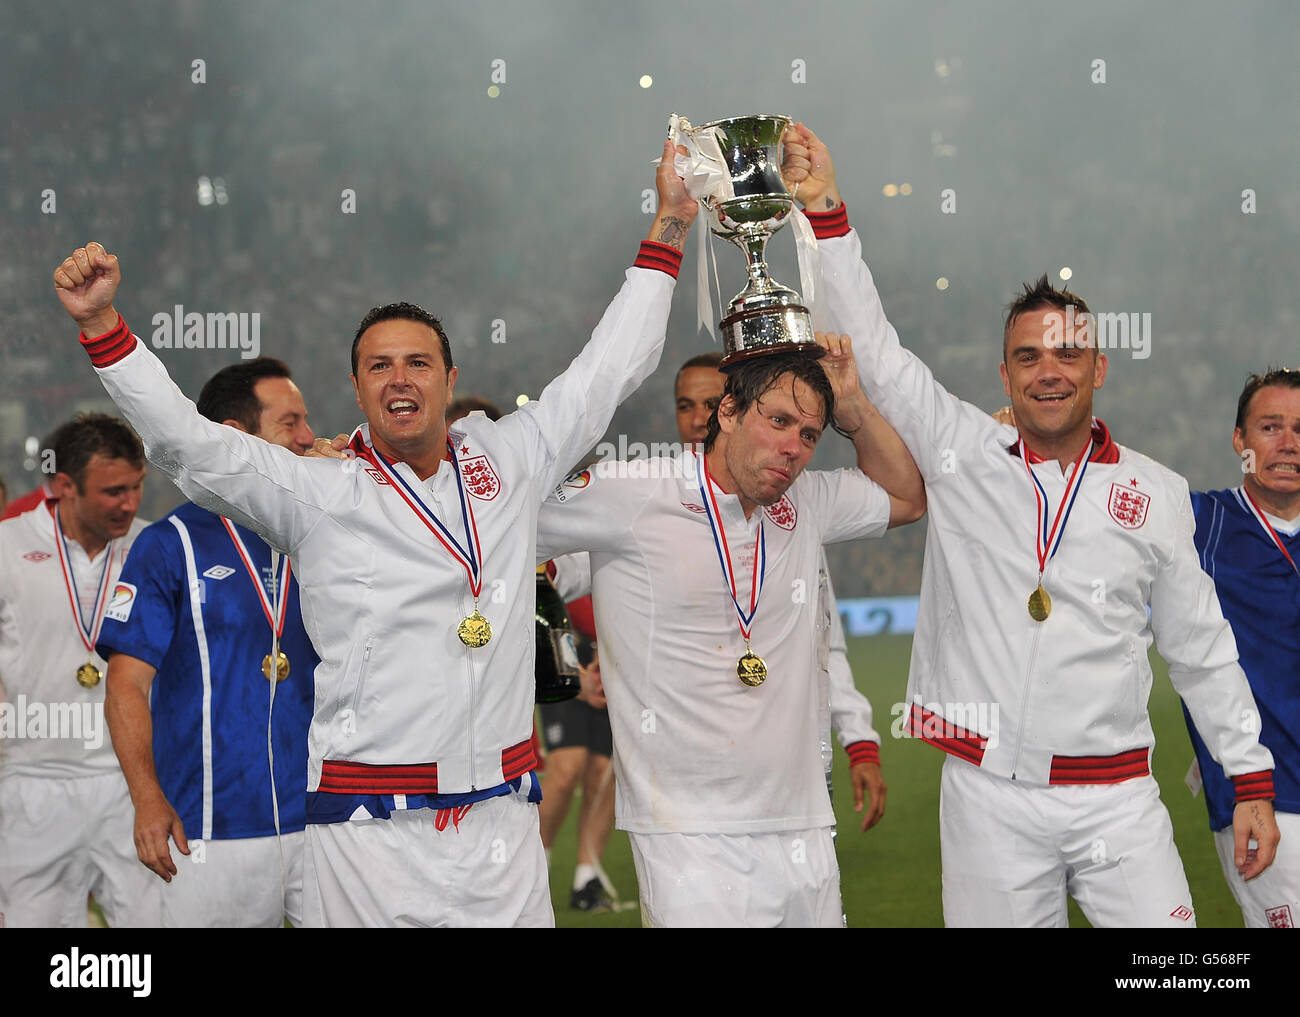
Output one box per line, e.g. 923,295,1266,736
1006,418,1120,465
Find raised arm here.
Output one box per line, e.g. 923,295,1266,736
817,332,925,528
504,140,699,498
53,244,333,551
783,125,999,479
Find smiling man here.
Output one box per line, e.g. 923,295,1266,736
0,413,155,927
1183,369,1300,928
97,358,319,928
51,138,698,927
537,338,924,927
787,122,1280,927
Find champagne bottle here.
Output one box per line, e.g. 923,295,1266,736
535,565,581,703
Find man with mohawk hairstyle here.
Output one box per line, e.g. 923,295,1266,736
786,120,1280,928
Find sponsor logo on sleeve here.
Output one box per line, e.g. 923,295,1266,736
103,582,137,623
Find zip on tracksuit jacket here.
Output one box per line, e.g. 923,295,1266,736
75,242,683,821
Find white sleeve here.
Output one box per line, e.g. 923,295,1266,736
0,531,18,682
1153,485,1274,780
537,465,651,561
82,328,337,553
824,568,880,751
820,228,1005,480
800,468,891,546
550,552,593,601
494,253,679,500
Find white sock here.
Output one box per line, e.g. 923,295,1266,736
574,863,598,890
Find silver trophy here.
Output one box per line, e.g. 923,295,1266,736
676,113,822,368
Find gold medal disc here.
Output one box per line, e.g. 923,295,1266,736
737,650,768,687
458,610,493,648
1028,585,1052,622
262,651,291,682
76,663,102,688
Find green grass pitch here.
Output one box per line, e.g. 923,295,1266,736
543,633,1242,928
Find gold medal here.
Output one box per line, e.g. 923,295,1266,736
261,651,291,682
458,609,493,648
76,662,102,688
1028,584,1052,622
737,649,768,687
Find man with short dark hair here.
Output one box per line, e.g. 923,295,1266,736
52,139,698,927
1184,368,1300,928
790,122,1280,927
0,413,154,927
97,357,318,926
537,337,924,926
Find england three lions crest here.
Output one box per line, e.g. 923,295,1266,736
1108,482,1149,529
764,495,797,531
460,455,500,501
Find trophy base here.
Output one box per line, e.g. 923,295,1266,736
719,304,823,370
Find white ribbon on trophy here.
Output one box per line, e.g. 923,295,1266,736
659,114,825,340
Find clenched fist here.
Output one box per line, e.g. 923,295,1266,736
53,242,122,337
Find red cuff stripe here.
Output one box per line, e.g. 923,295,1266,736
1232,771,1276,801
634,241,683,278
803,203,850,239
845,741,880,767
318,759,440,794
80,314,137,368
1049,747,1150,785
502,738,539,781
906,703,988,765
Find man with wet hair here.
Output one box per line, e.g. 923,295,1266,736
537,336,924,926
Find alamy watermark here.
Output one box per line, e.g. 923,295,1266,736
590,436,700,481
150,304,261,359
1043,305,1151,360
0,696,105,750
890,696,1001,749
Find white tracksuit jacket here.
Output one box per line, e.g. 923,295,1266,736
0,508,146,777
550,547,881,767
814,212,1273,795
75,244,680,802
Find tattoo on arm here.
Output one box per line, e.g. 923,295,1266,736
656,216,690,249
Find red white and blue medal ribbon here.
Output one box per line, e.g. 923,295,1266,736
52,503,116,656
366,437,485,599
1241,487,1298,575
697,453,766,646
221,518,292,638
1019,438,1093,615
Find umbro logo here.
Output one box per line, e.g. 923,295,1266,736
22,551,51,562
202,565,237,580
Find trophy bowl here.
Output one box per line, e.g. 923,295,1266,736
678,112,823,369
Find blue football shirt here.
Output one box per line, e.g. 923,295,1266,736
98,501,317,839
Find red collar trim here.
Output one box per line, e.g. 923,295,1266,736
1009,419,1119,465
347,430,455,467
